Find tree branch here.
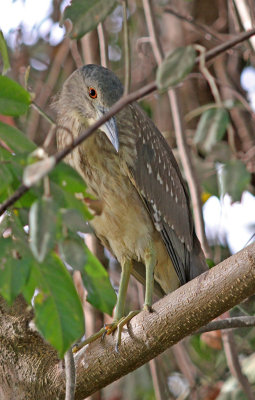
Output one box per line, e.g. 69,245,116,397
222,329,255,400
1,242,254,399
64,349,76,400
122,0,131,95
71,242,255,399
196,316,255,333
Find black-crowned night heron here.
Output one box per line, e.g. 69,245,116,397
55,64,208,349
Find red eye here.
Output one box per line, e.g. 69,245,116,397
89,87,97,99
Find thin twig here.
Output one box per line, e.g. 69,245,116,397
196,316,255,334
31,102,55,125
188,72,255,120
233,0,255,52
172,342,199,396
97,23,108,68
195,45,222,105
142,0,163,65
222,328,255,400
149,359,164,400
42,124,57,150
64,348,76,400
28,38,70,140
204,28,255,62
70,40,83,69
163,6,224,43
137,281,166,399
122,0,131,95
0,184,28,215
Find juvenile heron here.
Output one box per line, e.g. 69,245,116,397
55,64,207,348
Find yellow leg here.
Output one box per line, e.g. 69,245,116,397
104,260,140,352
144,245,157,312
73,260,139,353
114,260,132,320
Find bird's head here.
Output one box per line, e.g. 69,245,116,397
58,64,123,152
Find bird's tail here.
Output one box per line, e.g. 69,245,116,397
188,233,208,280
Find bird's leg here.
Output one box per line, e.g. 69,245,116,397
144,244,157,312
114,259,132,320
104,260,139,351
73,260,138,353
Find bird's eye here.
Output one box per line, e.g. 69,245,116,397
89,87,97,99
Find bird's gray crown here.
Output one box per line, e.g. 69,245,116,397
80,64,123,106
58,64,123,121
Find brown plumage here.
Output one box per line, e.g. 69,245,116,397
55,64,207,322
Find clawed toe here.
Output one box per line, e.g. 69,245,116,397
73,311,140,353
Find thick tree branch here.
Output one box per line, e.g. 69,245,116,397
71,242,255,399
1,243,254,399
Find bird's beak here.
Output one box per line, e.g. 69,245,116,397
96,106,119,152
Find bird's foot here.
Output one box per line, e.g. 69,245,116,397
104,310,140,352
143,303,153,313
72,327,106,353
72,310,139,354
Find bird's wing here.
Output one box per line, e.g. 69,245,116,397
123,103,197,285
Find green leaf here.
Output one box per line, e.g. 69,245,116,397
50,163,92,220
0,237,31,303
22,261,39,304
0,30,10,75
220,160,251,202
82,247,116,315
0,76,30,116
58,236,116,315
61,209,92,233
202,172,218,198
29,197,57,262
59,238,87,270
50,162,87,195
0,147,40,208
0,121,35,153
5,211,28,241
194,108,229,153
63,0,117,39
33,253,85,357
156,46,196,90
0,163,13,194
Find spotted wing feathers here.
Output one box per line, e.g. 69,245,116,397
128,103,206,285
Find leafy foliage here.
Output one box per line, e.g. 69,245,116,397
194,108,229,153
0,121,35,153
156,46,196,90
0,236,31,304
0,76,30,116
0,31,10,75
82,246,117,315
29,197,57,262
33,253,85,358
63,0,117,39
221,160,251,202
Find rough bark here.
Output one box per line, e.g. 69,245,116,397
0,242,255,400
